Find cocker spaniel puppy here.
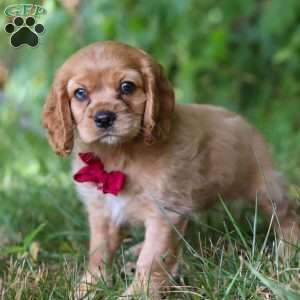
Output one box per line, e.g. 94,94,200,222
43,41,299,299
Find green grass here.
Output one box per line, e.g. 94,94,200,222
0,101,300,300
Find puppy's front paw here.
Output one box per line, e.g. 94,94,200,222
74,271,101,300
74,272,95,300
118,279,162,300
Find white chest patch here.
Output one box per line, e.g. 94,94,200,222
75,182,126,225
105,194,126,225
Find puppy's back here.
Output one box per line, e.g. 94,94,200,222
172,103,275,202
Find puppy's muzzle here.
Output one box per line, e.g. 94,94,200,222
94,111,116,129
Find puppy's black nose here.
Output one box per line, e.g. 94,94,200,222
94,111,116,129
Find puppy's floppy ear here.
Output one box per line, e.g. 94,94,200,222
141,58,175,144
42,74,74,156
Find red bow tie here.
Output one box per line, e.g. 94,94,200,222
73,153,126,196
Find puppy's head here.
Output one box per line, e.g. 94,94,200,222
42,41,175,156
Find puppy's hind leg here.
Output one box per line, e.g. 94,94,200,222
124,241,182,279
249,170,299,257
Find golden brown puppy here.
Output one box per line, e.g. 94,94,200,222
43,41,299,299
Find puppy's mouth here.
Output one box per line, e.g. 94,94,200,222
98,132,122,145
97,128,140,145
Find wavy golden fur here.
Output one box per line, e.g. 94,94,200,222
42,41,299,300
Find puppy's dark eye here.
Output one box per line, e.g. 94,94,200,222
74,88,88,101
120,81,136,95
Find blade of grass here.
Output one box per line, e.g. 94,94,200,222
221,265,241,300
219,197,250,252
251,195,258,261
246,260,300,300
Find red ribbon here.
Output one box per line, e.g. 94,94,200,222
73,153,126,196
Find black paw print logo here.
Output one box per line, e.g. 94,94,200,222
4,16,45,48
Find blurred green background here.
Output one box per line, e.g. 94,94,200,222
0,0,300,297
